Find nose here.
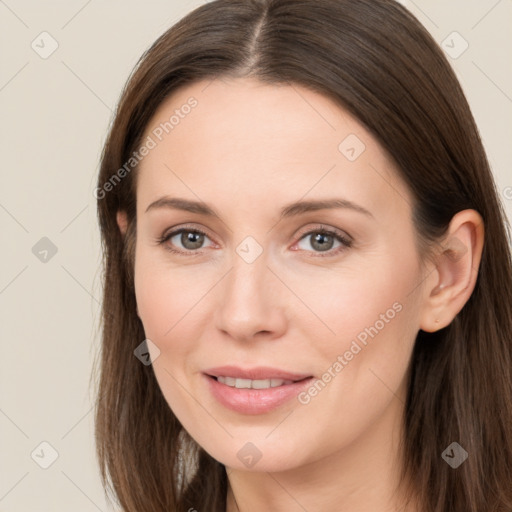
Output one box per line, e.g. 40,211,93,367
214,248,288,343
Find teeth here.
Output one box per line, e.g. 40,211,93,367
216,376,294,389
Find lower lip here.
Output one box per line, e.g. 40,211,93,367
204,374,314,415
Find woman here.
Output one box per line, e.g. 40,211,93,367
94,0,512,510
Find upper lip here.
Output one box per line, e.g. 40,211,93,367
204,365,313,381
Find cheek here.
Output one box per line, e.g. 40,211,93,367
291,254,418,351
134,264,170,340
133,251,204,417
286,264,420,461
294,250,422,407
134,249,205,341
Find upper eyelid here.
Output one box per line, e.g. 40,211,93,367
295,224,351,241
163,224,214,242
163,223,350,240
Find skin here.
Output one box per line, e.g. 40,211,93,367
117,77,484,512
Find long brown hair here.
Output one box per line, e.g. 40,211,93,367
94,1,512,510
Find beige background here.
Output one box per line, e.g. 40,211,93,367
0,0,511,510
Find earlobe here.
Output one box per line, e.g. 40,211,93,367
419,209,485,333
116,210,128,236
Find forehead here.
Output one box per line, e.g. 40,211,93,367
136,77,412,222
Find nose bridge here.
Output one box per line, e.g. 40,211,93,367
214,238,286,339
226,241,271,309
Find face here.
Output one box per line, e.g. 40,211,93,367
130,76,428,472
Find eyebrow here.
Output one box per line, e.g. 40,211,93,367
145,196,373,219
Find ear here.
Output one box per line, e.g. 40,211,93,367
419,209,485,333
116,210,128,236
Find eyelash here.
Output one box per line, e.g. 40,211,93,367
155,224,353,258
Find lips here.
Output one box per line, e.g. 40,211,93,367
204,365,313,382
203,365,315,414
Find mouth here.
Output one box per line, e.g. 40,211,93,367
203,366,315,414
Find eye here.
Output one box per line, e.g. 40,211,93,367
156,223,352,258
156,225,215,255
293,225,352,257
